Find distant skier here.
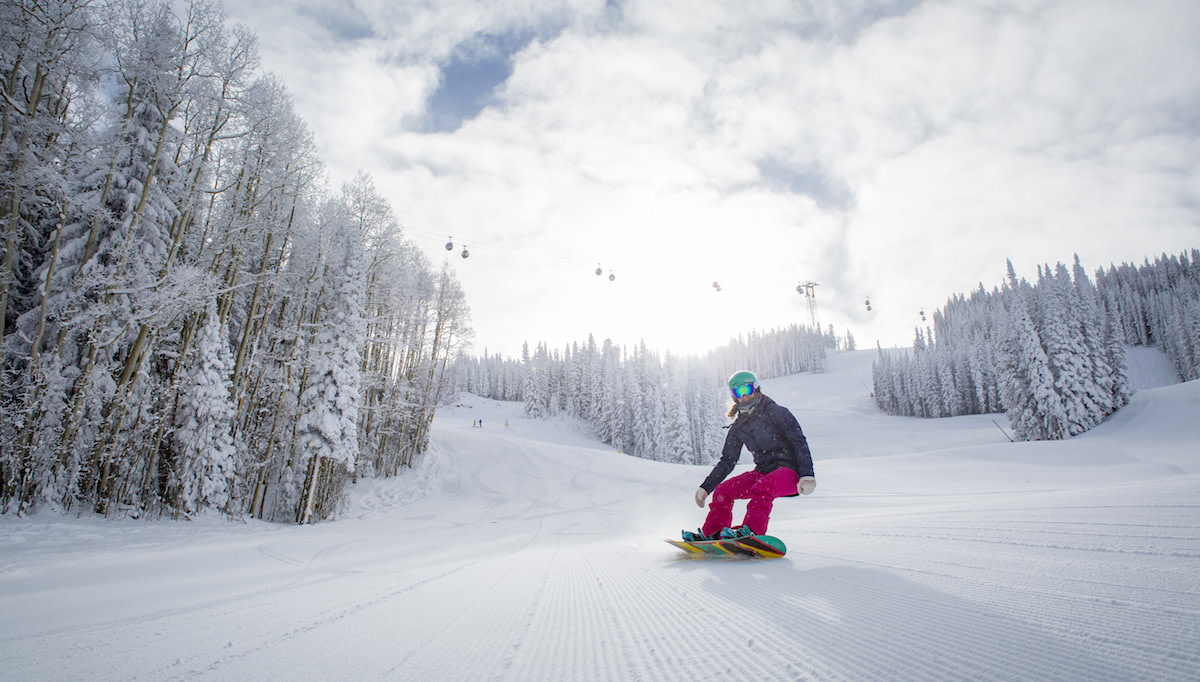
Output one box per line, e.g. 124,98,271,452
683,370,816,542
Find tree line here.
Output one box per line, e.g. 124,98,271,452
0,0,469,521
456,324,841,463
872,250,1198,441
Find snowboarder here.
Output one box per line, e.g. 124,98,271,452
683,370,816,542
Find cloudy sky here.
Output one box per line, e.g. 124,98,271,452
225,0,1200,359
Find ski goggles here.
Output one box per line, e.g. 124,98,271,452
731,383,757,399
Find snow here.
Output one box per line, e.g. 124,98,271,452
2,349,1199,680
1126,344,1182,390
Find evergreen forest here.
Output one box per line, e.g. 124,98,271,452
872,252,1199,441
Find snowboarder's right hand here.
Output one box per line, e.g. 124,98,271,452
694,487,708,508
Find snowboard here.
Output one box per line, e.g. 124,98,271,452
665,534,787,559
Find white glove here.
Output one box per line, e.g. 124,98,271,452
798,476,816,495
694,487,708,507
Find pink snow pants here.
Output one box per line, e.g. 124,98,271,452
702,468,800,537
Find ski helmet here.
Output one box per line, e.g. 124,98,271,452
727,370,759,398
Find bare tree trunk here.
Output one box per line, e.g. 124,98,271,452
297,455,320,524
0,62,47,341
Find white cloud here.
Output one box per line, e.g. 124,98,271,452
231,0,1200,356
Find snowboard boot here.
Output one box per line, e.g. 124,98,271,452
681,528,717,542
719,526,756,539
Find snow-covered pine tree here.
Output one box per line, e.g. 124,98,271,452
1036,263,1101,436
523,342,551,418
1103,304,1132,409
1177,294,1200,382
1071,256,1119,418
660,353,697,463
624,341,655,459
172,300,237,515
8,353,71,514
577,335,598,421
294,203,365,523
595,340,623,449
560,344,578,417
997,266,1069,441
871,344,894,414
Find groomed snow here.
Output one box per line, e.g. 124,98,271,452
2,349,1198,680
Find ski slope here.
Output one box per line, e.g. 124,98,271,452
2,350,1199,680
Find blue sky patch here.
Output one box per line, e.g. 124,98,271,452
296,1,374,41
423,30,537,133
756,157,855,211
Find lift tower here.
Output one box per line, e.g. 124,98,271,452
797,281,820,331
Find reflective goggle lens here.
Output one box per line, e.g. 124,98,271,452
732,383,755,398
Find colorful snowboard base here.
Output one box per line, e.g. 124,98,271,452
665,534,787,559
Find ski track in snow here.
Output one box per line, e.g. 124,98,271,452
1,350,1199,680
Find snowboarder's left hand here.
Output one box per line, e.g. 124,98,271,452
694,487,708,507
798,476,816,495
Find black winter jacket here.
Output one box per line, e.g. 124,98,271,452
700,395,814,494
